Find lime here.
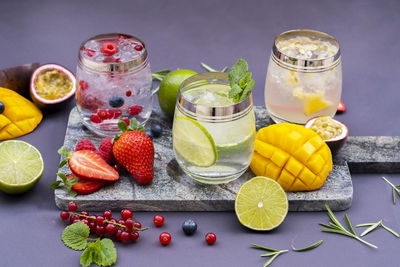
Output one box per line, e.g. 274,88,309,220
0,140,44,194
235,176,288,231
158,69,197,117
173,116,217,167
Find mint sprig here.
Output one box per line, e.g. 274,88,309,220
228,59,255,103
62,222,117,267
49,173,78,197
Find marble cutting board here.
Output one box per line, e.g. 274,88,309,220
55,107,400,211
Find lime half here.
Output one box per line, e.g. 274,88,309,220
173,116,217,167
0,140,44,194
235,176,288,231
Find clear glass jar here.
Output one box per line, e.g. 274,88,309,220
172,72,256,184
76,33,153,136
265,29,342,124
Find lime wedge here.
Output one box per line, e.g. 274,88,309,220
235,176,288,231
173,116,217,167
0,140,44,194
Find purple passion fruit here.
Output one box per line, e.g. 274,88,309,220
30,64,76,109
305,116,348,152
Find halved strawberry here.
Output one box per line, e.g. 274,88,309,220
69,150,119,181
67,174,106,195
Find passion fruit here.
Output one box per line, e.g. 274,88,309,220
305,116,348,153
30,64,76,109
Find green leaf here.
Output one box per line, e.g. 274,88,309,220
49,180,62,189
292,240,323,252
58,159,69,169
57,173,67,182
80,246,95,267
128,118,138,131
381,223,400,238
393,188,396,204
239,78,255,101
201,62,219,72
58,146,70,157
152,69,170,81
92,238,117,267
62,222,90,251
260,252,278,257
118,121,127,132
345,214,356,235
229,59,248,84
250,243,279,252
228,84,243,99
360,220,382,237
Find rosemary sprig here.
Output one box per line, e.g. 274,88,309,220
356,220,400,238
251,244,288,267
320,204,377,249
291,240,323,252
201,62,228,73
382,177,400,204
152,69,170,81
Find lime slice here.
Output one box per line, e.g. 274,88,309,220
173,116,217,167
0,140,44,194
235,176,288,231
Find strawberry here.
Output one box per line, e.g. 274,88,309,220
68,150,119,181
67,173,106,195
113,118,154,184
75,139,96,152
97,137,115,165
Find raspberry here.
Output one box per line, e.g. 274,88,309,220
75,139,96,152
129,105,143,116
101,43,118,56
79,80,89,91
112,109,122,119
90,115,102,124
96,137,114,165
86,49,96,57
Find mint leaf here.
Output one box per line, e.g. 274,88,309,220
228,59,255,103
49,180,62,189
80,246,95,267
92,238,117,267
58,146,69,157
58,159,68,169
62,222,89,251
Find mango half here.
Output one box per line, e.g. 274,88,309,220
0,87,42,140
250,123,332,191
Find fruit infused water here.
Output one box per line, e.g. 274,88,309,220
76,33,152,136
265,30,342,124
172,72,256,184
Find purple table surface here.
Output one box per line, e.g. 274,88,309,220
1,0,400,266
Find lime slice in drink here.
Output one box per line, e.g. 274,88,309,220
173,116,217,167
0,140,44,194
235,176,288,231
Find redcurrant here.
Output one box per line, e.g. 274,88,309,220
81,219,89,225
134,45,143,51
130,231,139,241
159,232,171,246
105,223,117,235
205,233,216,245
60,211,70,220
103,210,112,220
80,211,89,217
125,219,134,231
115,229,122,241
95,225,105,236
153,215,164,227
121,209,133,220
70,214,79,224
133,221,142,229
68,202,78,212
120,231,130,242
96,216,105,226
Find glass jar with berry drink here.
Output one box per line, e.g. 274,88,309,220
76,33,153,136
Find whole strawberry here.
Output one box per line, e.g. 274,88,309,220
113,119,154,184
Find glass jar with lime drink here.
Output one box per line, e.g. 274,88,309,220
172,60,256,184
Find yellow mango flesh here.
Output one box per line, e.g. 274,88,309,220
0,87,43,140
250,123,332,191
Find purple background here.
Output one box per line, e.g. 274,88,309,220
1,0,400,266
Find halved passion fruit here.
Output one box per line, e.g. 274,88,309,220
30,64,76,109
305,116,348,153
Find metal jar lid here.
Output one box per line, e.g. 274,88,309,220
78,33,148,74
177,72,252,119
272,29,341,70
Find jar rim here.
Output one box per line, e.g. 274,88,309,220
177,72,252,117
272,29,341,69
78,33,148,72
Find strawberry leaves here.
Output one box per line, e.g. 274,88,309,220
62,222,117,267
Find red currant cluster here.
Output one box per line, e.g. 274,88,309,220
60,202,147,243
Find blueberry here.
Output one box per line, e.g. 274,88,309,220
108,96,124,108
182,219,197,236
145,129,154,140
151,124,162,138
0,101,4,114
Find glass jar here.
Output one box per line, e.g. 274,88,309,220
172,72,256,184
264,29,342,124
76,33,153,136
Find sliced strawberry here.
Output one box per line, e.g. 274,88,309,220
67,174,106,195
69,150,119,181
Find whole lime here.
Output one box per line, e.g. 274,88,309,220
158,69,197,117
